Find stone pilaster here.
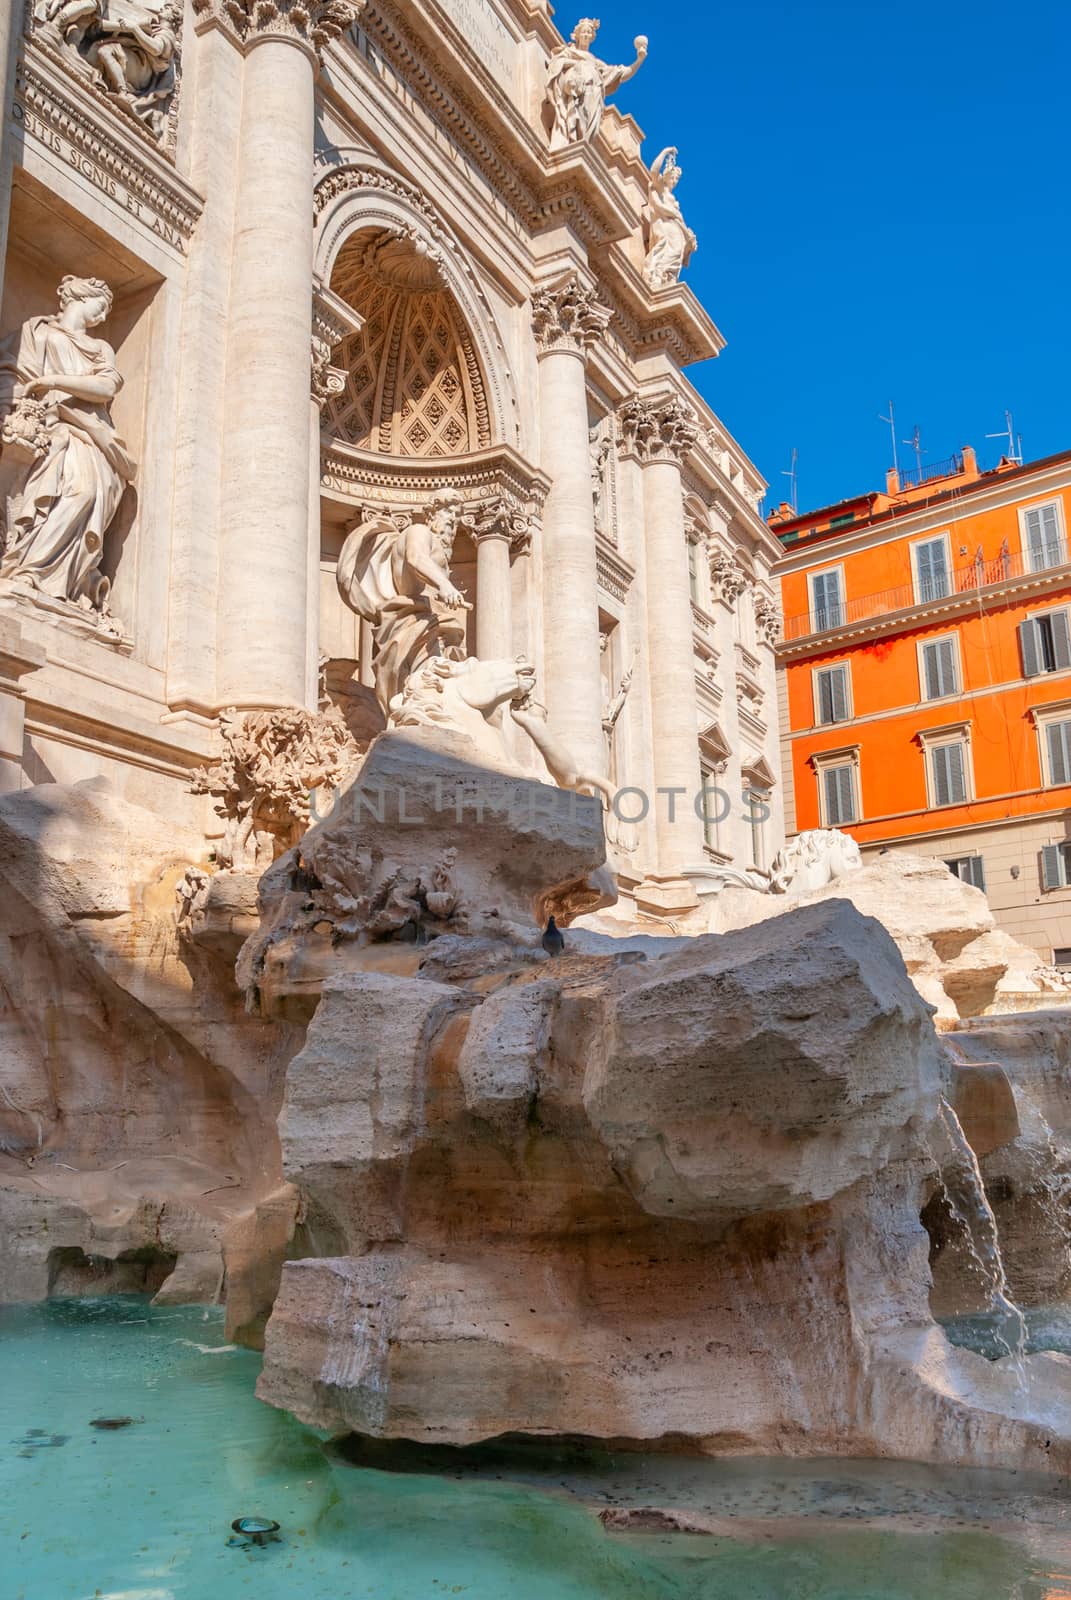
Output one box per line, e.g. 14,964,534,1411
619,393,705,891
468,499,533,661
533,275,611,776
211,1,364,711
0,0,24,308
0,615,45,794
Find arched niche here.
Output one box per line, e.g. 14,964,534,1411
313,163,518,452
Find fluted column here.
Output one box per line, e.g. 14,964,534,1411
470,499,532,660
532,276,611,776
214,0,362,711
620,394,705,882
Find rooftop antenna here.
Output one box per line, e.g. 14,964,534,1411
879,401,900,478
902,424,925,483
781,446,799,513
986,409,1022,464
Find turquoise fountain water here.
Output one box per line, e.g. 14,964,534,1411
4,1296,1071,1600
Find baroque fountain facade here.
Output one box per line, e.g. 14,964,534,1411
2,0,1071,1542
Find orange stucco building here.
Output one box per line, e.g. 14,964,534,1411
773,445,1071,962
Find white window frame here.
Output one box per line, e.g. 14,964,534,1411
910,531,953,605
917,723,974,809
808,564,846,631
1019,497,1067,574
1030,701,1071,788
1020,604,1071,680
812,746,861,827
811,661,852,727
915,631,962,703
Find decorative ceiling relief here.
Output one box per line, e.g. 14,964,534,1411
326,228,491,458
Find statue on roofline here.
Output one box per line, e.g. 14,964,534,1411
544,18,648,151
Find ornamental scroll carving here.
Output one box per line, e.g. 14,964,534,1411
531,276,612,356
32,0,183,147
617,393,699,464
191,0,364,58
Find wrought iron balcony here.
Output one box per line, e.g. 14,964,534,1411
782,540,1069,643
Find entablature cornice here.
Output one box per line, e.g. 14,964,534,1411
319,439,551,517
595,242,724,368
13,43,203,257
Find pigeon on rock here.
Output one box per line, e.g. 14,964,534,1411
541,915,565,958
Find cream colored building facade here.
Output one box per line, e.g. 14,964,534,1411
0,0,783,911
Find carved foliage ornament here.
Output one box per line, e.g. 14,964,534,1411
190,705,359,871
464,495,535,557
192,0,364,57
531,277,612,356
311,334,346,410
617,393,699,464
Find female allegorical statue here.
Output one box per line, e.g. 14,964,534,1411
544,18,648,151
643,147,698,290
0,275,134,612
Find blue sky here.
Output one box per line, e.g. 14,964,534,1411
599,0,1070,512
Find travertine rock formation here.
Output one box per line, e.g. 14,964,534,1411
238,730,613,1016
257,897,1071,1471
689,851,1070,1021
0,778,295,1338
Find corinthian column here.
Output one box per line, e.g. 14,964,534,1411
214,0,363,712
532,276,611,776
470,498,532,661
620,393,705,887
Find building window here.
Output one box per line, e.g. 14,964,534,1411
809,568,844,630
1022,500,1066,573
946,855,986,891
699,764,721,852
919,636,959,700
687,540,701,606
1053,947,1071,968
1020,610,1071,678
1040,843,1071,891
821,763,857,826
814,664,850,725
745,788,771,869
927,740,969,807
1044,718,1071,786
912,535,951,603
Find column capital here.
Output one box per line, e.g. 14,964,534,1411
709,547,750,607
617,393,699,466
464,496,535,557
193,0,364,61
531,275,612,358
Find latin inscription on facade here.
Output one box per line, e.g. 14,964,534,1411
435,0,518,87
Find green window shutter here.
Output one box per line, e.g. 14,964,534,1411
1047,721,1071,785
817,666,849,725
1041,843,1066,890
1020,618,1042,678
823,764,856,825
931,743,967,806
922,639,957,699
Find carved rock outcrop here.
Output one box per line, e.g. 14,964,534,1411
0,778,296,1339
257,896,1071,1471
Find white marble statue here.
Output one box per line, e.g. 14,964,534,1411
336,488,470,720
643,148,697,291
769,827,863,895
0,275,135,616
544,19,648,151
34,0,182,142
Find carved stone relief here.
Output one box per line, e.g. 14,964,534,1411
710,548,749,607
531,276,612,356
32,0,183,147
617,393,698,464
753,591,782,646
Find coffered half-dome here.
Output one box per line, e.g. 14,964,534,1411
326,227,492,458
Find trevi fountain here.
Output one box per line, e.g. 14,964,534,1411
1,2,1071,1596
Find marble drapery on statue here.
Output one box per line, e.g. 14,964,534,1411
0,276,135,613
336,488,470,719
643,147,697,290
544,19,648,151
